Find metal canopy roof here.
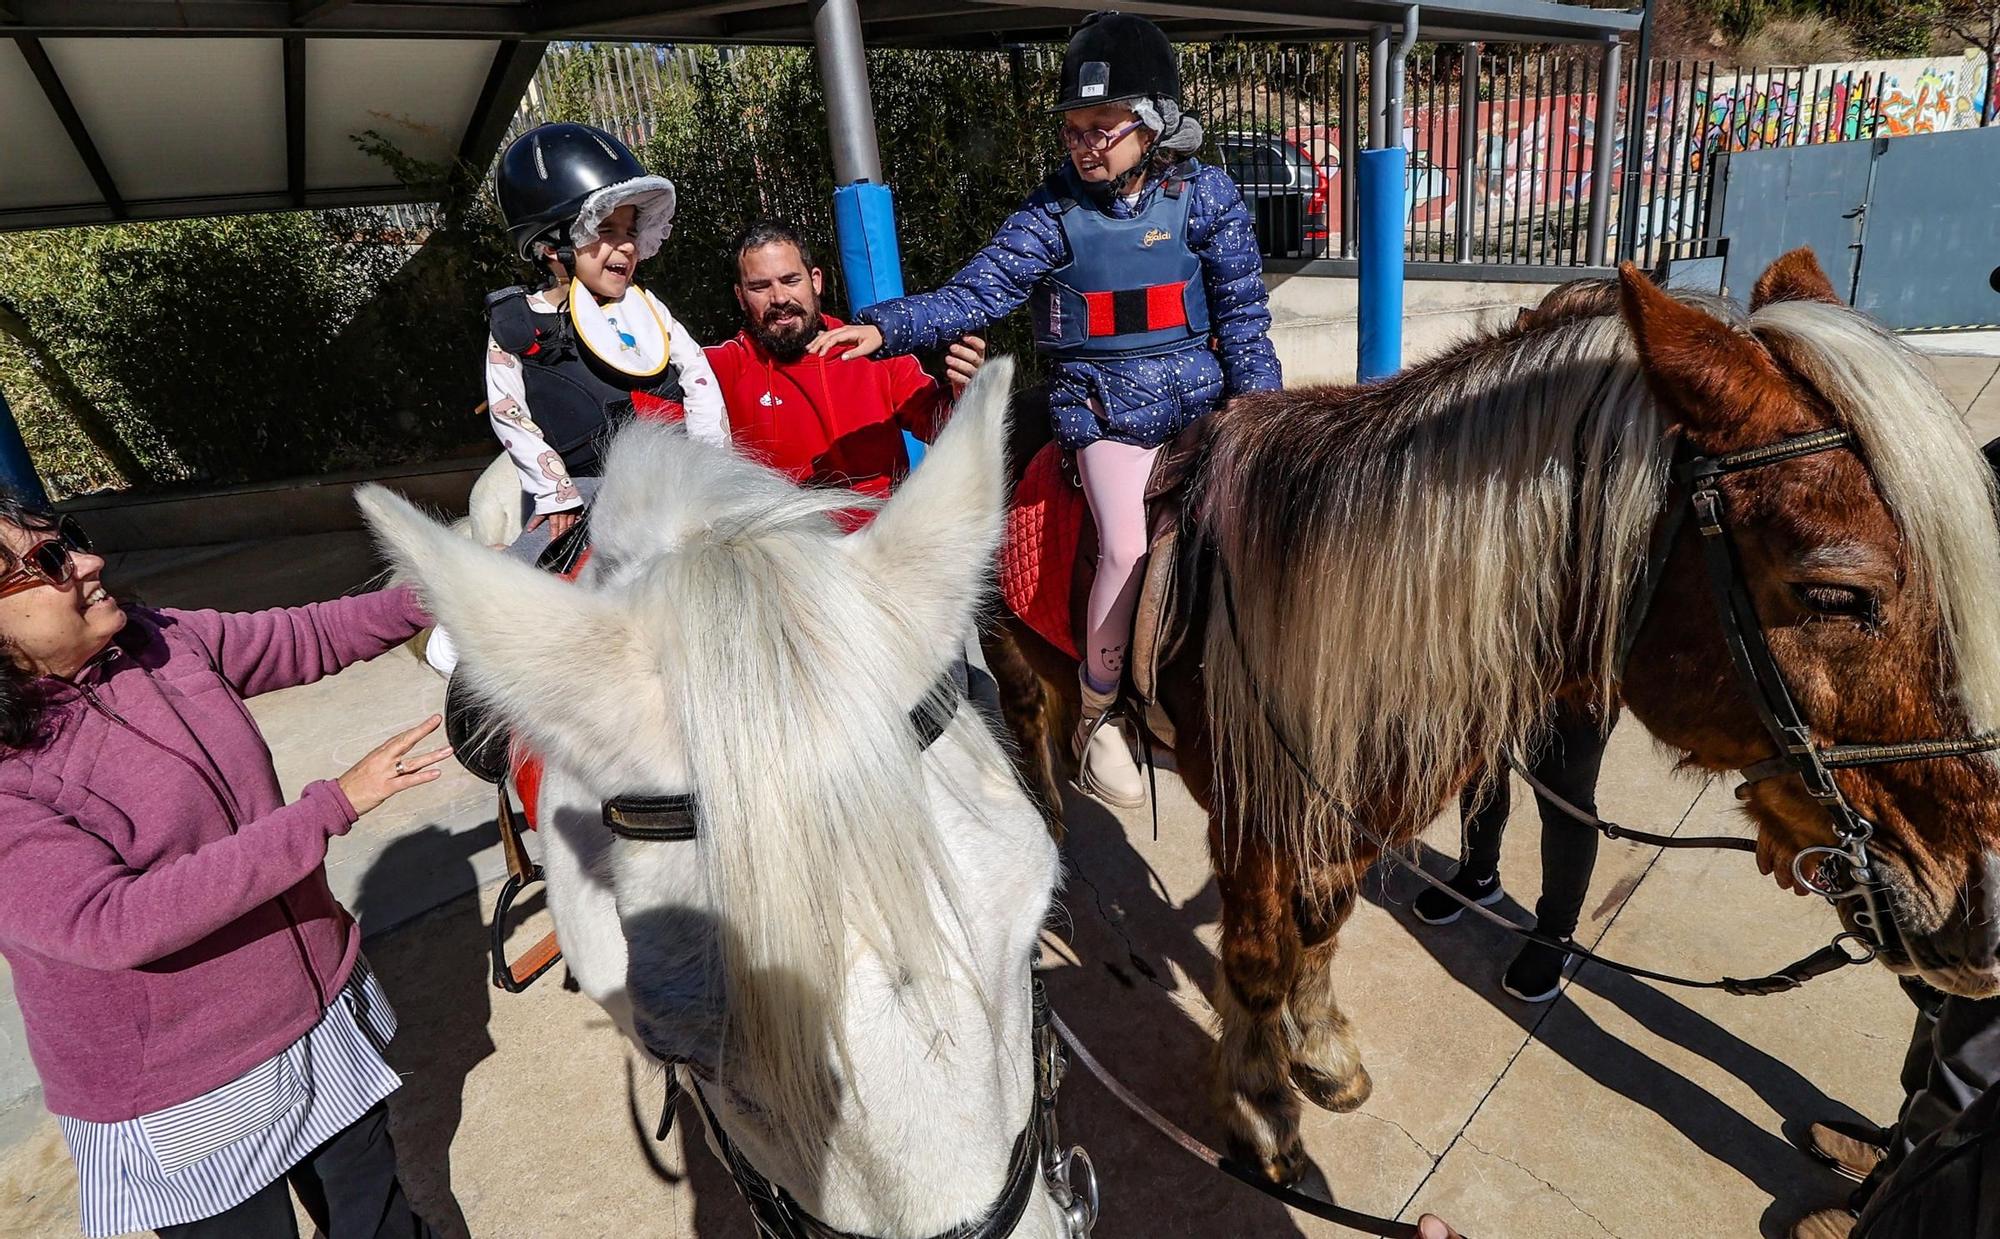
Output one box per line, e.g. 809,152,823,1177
2,0,1639,232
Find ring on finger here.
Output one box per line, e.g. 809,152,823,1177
393,759,406,775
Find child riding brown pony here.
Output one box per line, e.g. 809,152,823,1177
986,252,2000,1184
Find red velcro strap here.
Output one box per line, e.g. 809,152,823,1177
1084,290,1119,338
1146,282,1187,331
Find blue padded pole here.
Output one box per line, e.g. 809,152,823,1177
1356,146,1408,383
0,387,48,507
832,181,905,310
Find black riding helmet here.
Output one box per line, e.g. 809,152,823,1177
1054,10,1180,112
495,122,649,263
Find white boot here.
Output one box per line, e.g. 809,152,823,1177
1074,675,1147,809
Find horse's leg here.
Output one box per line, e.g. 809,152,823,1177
1209,824,1308,1185
1285,861,1373,1113
982,617,1077,834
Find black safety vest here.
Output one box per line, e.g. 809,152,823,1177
484,286,686,478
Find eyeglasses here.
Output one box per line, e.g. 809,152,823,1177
1059,119,1144,153
0,517,94,599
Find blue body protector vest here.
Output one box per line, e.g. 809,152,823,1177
484,286,685,478
1029,162,1210,360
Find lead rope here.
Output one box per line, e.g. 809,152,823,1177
1046,1008,1431,1239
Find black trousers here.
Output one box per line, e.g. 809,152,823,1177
1457,701,1613,940
157,1102,435,1239
1856,980,2000,1207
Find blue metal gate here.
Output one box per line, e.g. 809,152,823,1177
1712,127,2000,330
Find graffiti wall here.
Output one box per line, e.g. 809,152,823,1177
1281,48,1991,260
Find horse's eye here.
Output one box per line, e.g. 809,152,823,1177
1793,583,1875,618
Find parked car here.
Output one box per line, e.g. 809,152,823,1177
1216,130,1331,258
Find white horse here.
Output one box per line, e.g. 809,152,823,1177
360,359,1083,1238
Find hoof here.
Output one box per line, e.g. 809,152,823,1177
1226,1132,1309,1186
1293,1062,1373,1113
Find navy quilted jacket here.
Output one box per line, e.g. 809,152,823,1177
857,159,1282,450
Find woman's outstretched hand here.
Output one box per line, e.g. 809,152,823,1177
807,323,885,361
338,715,452,816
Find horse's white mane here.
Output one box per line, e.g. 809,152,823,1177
360,361,1022,1174
1200,290,2000,872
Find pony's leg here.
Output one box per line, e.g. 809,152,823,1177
1286,863,1373,1113
982,619,1076,835
1209,826,1308,1185
538,802,635,1040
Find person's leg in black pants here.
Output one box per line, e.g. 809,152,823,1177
1413,700,1612,1001
158,1103,433,1239
288,1103,434,1239
157,1176,298,1239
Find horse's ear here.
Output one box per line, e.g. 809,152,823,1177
356,485,663,762
1750,247,1842,310
1618,263,1788,444
846,356,1013,690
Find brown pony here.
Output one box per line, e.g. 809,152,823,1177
985,252,2000,1183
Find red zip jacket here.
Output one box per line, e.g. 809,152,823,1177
705,314,948,503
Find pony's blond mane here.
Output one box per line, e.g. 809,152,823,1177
1199,287,2000,872
1752,301,2000,746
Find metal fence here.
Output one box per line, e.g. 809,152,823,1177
428,40,1961,275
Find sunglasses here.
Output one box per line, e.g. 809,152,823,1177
1059,118,1144,153
0,517,94,599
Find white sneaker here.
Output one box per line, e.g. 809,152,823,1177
1077,716,1147,809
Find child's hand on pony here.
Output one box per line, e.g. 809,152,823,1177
526,509,581,541
808,323,885,361
945,335,986,395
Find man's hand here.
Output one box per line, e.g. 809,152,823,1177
526,509,581,541
808,323,885,361
1416,1214,1463,1239
944,335,987,396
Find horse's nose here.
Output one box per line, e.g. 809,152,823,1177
1906,851,2000,983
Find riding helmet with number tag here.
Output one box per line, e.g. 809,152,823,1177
495,122,650,262
1054,11,1181,112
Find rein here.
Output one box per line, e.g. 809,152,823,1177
1210,420,2000,993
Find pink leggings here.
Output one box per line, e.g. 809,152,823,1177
1077,438,1161,692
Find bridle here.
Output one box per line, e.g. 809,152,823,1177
1217,422,2000,993
599,670,1100,1239
1630,426,2000,960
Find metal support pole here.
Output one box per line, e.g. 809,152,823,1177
1340,41,1359,258
1388,6,1419,145
1585,35,1623,268
0,387,48,508
1359,8,1418,382
812,0,882,185
1368,25,1389,149
1456,42,1479,263
1616,0,1656,259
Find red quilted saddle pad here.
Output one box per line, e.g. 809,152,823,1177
1000,443,1085,660
510,548,594,830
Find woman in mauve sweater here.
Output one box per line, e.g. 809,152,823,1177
0,491,450,1238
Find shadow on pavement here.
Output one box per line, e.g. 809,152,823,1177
1368,846,1862,1238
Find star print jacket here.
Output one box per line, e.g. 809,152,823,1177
856,159,1282,450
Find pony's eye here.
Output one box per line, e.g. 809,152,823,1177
1793,583,1875,618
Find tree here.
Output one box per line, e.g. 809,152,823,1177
1938,0,1999,126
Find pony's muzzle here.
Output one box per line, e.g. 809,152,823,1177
1885,851,2000,998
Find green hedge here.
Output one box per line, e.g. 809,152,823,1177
0,45,1061,499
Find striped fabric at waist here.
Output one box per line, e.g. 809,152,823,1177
58,961,403,1238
